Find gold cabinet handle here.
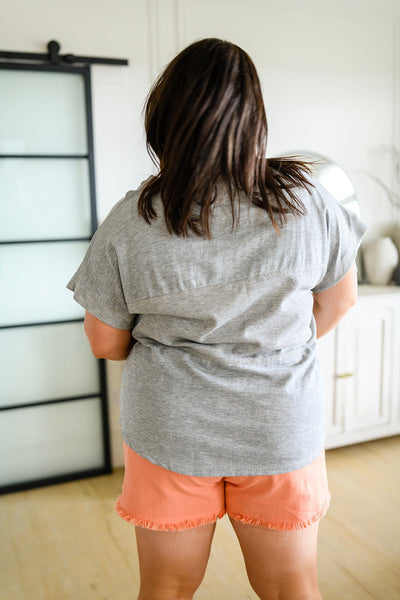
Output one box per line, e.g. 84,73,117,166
335,372,354,379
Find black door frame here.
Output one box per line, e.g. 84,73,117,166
0,47,127,494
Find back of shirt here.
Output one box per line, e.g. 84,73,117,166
67,178,367,476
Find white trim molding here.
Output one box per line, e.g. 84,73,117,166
147,0,187,84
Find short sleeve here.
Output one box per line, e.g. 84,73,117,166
311,185,367,293
66,215,134,330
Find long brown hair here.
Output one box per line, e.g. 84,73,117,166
138,38,314,238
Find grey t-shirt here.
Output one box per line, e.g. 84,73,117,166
67,178,367,476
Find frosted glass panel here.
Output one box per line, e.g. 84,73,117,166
0,398,104,486
0,323,99,407
0,159,91,240
0,241,88,325
0,69,87,154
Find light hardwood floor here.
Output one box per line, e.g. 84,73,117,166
1,436,399,600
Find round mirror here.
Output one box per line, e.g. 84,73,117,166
281,151,360,216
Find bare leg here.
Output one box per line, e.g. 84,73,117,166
230,517,322,600
135,522,216,600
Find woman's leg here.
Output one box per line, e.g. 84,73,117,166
229,518,322,600
135,522,216,600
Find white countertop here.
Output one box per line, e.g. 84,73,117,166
358,284,400,297
357,284,400,306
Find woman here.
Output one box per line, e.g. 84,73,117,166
68,38,366,600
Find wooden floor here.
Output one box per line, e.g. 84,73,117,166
1,436,399,600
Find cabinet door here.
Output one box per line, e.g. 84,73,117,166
337,305,392,434
393,308,400,426
317,329,342,436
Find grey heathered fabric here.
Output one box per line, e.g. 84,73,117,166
67,177,367,476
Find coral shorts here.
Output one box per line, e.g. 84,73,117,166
115,442,330,532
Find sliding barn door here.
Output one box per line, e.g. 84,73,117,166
0,63,111,493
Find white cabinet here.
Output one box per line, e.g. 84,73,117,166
318,285,400,449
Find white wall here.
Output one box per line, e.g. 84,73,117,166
2,0,400,466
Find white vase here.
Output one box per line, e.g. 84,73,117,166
363,237,399,285
391,225,400,256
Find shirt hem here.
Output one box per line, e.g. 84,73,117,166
121,435,326,477
311,218,367,294
67,283,134,330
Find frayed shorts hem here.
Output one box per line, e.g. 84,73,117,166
115,495,330,533
115,495,226,531
227,497,330,531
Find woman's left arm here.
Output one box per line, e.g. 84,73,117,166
84,311,134,361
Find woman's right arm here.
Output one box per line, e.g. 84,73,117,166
312,262,358,339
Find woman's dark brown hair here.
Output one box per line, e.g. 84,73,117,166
138,38,314,238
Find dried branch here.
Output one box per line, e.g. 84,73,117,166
362,172,400,210
359,145,400,211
